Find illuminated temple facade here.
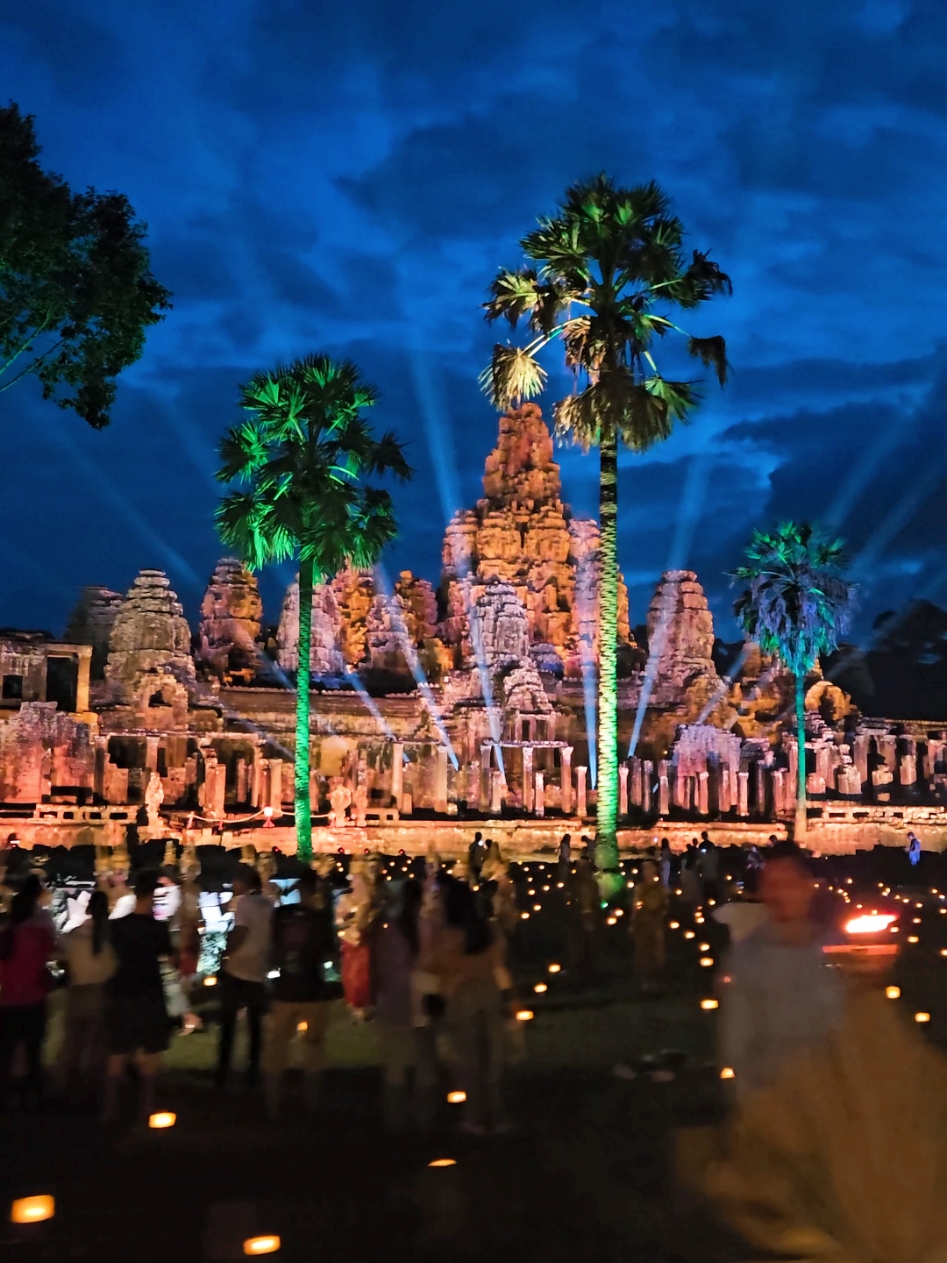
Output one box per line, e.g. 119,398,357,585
2,404,946,854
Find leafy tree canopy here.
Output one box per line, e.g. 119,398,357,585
0,102,171,428
732,521,856,678
480,173,731,448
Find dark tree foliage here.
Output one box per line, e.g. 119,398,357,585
0,102,171,428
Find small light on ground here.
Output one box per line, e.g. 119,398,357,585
886,986,901,999
203,976,217,987
700,999,718,1010
915,1012,931,1023
149,1112,176,1129
669,921,680,930
297,1022,308,1032
533,904,542,912
720,1067,735,1079
11,1196,54,1224
428,1158,457,1168
520,912,530,920
606,916,617,926
244,1235,281,1255
447,1091,466,1104
699,943,710,951
516,1010,534,1022
548,963,561,973
699,957,714,968
534,983,547,993
684,931,695,940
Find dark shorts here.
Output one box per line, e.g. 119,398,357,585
105,994,170,1056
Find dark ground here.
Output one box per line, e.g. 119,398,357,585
3,854,947,1263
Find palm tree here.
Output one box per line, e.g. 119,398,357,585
481,175,730,875
733,522,855,840
215,355,411,861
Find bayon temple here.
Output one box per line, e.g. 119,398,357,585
2,403,946,855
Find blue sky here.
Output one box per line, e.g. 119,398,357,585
2,0,947,645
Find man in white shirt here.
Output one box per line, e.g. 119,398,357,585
215,865,273,1089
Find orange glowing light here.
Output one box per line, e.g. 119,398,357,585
886,986,901,999
11,1196,54,1224
516,1010,534,1022
720,1067,735,1079
844,914,896,935
203,975,217,987
148,1112,176,1129
447,1091,466,1104
908,936,919,944
915,1012,931,1023
428,1158,457,1167
548,963,561,973
699,957,714,967
244,1236,281,1255
534,983,547,993
669,921,680,930
700,999,719,1010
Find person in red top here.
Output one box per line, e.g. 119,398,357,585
0,873,56,1108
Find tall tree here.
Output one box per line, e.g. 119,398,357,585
481,175,730,877
215,355,411,861
0,102,170,428
733,522,855,840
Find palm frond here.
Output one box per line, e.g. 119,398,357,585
687,335,729,386
478,344,548,409
484,268,544,326
643,374,700,422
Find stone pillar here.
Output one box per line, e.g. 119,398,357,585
619,763,629,817
434,748,449,815
900,750,917,789
642,759,653,815
753,761,766,817
657,760,670,817
853,734,870,791
737,770,749,818
236,757,248,805
490,768,503,815
145,736,160,773
466,761,480,810
75,646,92,713
480,746,492,814
534,771,545,818
309,768,320,810
697,770,710,816
94,736,109,800
391,743,404,809
576,766,588,819
719,765,731,814
674,766,687,810
771,768,785,815
522,746,534,814
267,760,282,812
560,746,573,815
251,758,264,809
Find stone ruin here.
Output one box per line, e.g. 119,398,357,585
1,401,946,850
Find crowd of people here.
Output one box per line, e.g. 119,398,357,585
0,825,928,1140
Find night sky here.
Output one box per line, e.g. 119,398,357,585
2,0,947,649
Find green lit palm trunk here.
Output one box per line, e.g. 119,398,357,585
595,430,620,874
794,673,807,841
294,558,314,862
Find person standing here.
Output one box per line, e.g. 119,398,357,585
631,860,670,994
698,836,721,903
373,878,425,1130
102,870,177,1121
468,832,487,881
426,881,509,1136
659,838,673,888
263,868,336,1119
0,874,57,1109
215,864,273,1090
557,833,572,877
720,844,844,1100
681,843,703,908
907,832,922,868
59,888,115,1101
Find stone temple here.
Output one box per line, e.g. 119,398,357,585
1,403,946,856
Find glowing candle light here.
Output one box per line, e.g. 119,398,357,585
915,1012,931,1023
669,921,680,930
148,1112,176,1129
720,1067,735,1079
548,963,561,973
534,983,547,993
684,931,695,940
447,1091,466,1104
844,914,896,935
204,976,218,987
516,1010,534,1022
700,999,718,1010
521,912,530,920
244,1235,281,1255
428,1158,457,1167
908,936,919,944
11,1196,54,1224
886,986,901,999
700,957,714,967
297,1022,308,1032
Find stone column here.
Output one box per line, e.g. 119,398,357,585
642,759,653,814
75,646,92,713
534,771,545,818
900,747,917,789
619,763,629,817
522,746,534,814
853,734,870,791
480,745,492,814
719,765,731,814
737,770,749,817
236,757,248,805
94,736,109,800
560,746,573,815
657,760,670,817
466,761,480,810
697,770,710,816
251,758,264,809
576,766,588,818
267,760,282,813
434,748,449,815
390,743,404,809
490,768,504,815
145,736,160,773
753,762,766,817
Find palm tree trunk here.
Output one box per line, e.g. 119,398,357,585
794,673,807,840
295,558,314,862
595,430,620,873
